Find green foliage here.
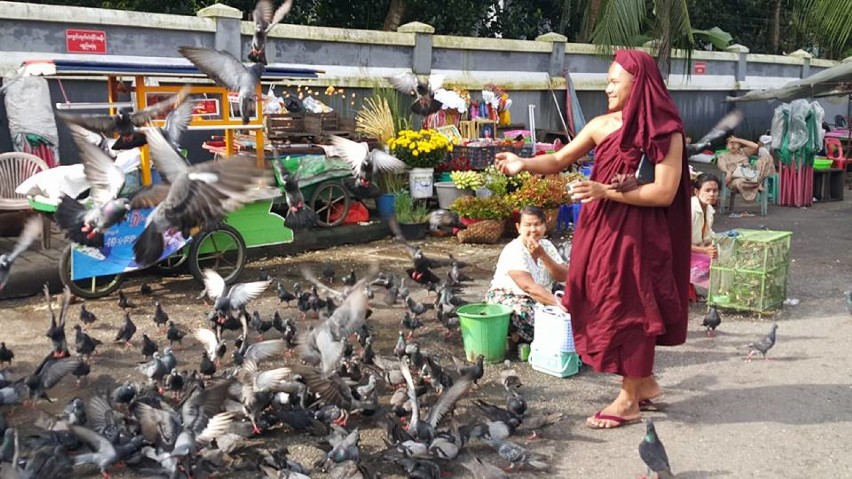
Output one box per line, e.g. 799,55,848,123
449,195,513,220
394,191,431,223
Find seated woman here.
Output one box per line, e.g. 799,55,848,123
716,135,776,202
690,173,721,301
485,206,568,344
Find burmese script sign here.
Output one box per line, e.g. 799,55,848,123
66,29,107,54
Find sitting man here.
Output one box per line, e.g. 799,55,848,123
485,206,568,345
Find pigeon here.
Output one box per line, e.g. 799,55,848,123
73,325,102,359
141,334,158,360
166,321,186,347
114,313,137,348
322,263,336,284
460,454,509,479
401,312,423,339
152,301,170,333
250,311,274,341
45,285,71,358
131,126,270,266
702,305,721,337
746,323,778,361
405,294,428,317
118,290,137,310
277,282,296,305
248,0,294,65
0,216,42,291
428,209,466,235
0,343,13,367
638,419,674,479
57,85,189,150
79,304,97,328
272,156,318,230
180,46,264,124
486,437,548,471
68,424,122,477
72,361,91,388
685,110,744,155
55,124,131,247
330,135,407,198
342,270,357,287
25,355,82,402
388,72,446,116
140,283,153,296
200,269,271,323
500,360,522,391
199,351,217,377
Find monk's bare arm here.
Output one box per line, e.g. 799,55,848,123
495,117,601,174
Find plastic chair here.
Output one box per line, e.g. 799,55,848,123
825,138,849,170
0,152,51,249
719,175,770,216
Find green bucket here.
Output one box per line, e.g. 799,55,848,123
457,303,513,363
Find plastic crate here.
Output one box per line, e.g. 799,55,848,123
529,344,580,378
450,145,534,170
707,229,792,312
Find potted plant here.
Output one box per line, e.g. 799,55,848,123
394,191,431,240
508,174,572,233
449,195,513,244
376,172,406,218
389,129,453,199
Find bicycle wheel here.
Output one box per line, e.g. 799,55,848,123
188,224,246,285
154,246,190,274
58,245,124,299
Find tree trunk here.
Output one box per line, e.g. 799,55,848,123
579,0,603,42
769,0,782,53
383,0,407,32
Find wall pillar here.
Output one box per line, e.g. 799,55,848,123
197,3,242,57
536,32,568,76
398,22,435,75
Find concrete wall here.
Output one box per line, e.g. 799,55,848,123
0,1,847,166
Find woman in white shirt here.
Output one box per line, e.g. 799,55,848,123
690,173,721,301
485,206,569,343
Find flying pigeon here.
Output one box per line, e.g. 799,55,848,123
388,72,446,116
686,110,744,155
248,0,294,65
0,216,42,291
55,123,131,247
57,85,190,150
180,46,264,125
330,135,407,198
271,156,318,230
130,126,269,266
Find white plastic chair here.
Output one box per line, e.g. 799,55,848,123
0,152,51,249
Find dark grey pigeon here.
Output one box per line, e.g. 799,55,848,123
702,305,722,337
179,46,264,125
746,323,778,361
0,216,41,292
638,419,674,479
271,155,317,230
388,72,445,116
685,110,744,155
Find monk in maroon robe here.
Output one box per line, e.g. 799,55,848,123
496,49,690,429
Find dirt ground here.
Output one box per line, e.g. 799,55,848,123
1,194,851,478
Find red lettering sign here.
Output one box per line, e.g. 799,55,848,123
193,98,220,116
693,61,707,74
66,29,107,54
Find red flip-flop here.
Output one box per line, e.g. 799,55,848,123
586,410,641,429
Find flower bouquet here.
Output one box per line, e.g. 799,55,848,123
388,129,453,169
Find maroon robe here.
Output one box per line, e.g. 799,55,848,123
562,50,691,378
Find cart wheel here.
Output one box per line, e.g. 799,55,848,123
310,180,351,228
154,246,190,274
58,245,124,299
188,224,246,285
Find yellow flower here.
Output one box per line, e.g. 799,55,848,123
412,150,419,156
409,143,416,150
448,144,454,152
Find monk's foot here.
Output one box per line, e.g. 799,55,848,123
586,398,641,429
637,376,662,403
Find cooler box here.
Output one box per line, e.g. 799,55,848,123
529,345,580,378
530,303,580,377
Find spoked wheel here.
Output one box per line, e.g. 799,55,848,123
188,224,246,285
58,245,124,299
154,246,190,274
310,180,351,228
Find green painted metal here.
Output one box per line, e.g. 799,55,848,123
220,198,292,250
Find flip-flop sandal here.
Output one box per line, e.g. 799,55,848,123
638,399,668,411
586,410,642,429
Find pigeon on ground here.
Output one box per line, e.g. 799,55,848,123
114,313,137,348
0,216,42,291
118,290,136,310
638,418,674,479
55,124,132,247
330,135,407,198
153,301,169,333
388,72,446,116
460,454,509,479
485,437,548,471
166,321,185,348
0,343,13,367
73,325,102,360
140,284,153,295
702,305,721,337
180,46,264,124
746,323,778,361
79,304,97,328
248,0,294,65
57,85,189,150
131,126,270,266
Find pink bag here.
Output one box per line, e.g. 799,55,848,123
690,252,712,288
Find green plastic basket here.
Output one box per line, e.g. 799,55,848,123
457,303,512,363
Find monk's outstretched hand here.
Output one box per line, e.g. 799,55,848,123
494,152,524,176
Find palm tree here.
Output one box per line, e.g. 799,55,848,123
794,0,852,59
